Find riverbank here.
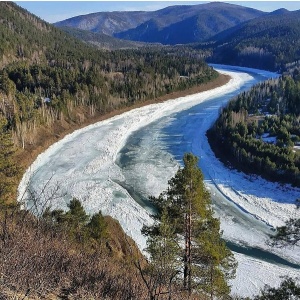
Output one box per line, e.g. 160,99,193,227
18,69,237,250
16,73,230,173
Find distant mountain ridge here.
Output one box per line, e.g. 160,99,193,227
60,26,153,50
205,8,300,71
54,1,300,71
55,2,265,45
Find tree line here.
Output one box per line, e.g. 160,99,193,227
203,10,300,72
207,68,300,299
207,70,300,187
1,48,217,150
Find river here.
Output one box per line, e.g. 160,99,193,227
18,65,300,297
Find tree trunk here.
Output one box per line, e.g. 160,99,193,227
188,202,192,293
183,183,193,295
183,212,188,290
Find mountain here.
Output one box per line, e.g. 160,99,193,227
268,8,290,16
55,10,152,36
205,9,300,71
0,2,99,67
60,26,154,50
55,2,265,45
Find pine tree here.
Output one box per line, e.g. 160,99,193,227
271,218,300,247
193,216,237,299
61,198,89,243
66,198,89,225
0,116,20,205
144,153,237,298
254,277,300,300
87,211,108,242
139,208,182,299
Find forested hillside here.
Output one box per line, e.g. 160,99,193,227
207,69,300,186
0,2,217,151
205,9,300,71
61,26,151,50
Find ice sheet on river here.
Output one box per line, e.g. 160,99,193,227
18,68,246,249
18,67,300,298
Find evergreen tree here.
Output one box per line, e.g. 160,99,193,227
43,199,109,246
0,116,19,205
254,277,300,300
271,218,300,247
193,216,237,299
139,208,182,299
66,198,89,225
87,211,108,242
57,198,89,243
144,153,236,299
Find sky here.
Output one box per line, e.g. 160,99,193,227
15,1,300,23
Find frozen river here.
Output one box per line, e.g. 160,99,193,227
18,65,300,297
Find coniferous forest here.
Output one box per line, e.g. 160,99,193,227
0,1,217,201
207,70,300,187
0,2,217,150
203,10,300,71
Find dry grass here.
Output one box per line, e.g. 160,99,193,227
0,210,147,299
0,209,211,299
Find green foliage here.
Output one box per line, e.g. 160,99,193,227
254,277,300,300
193,216,237,298
143,153,236,299
148,153,210,226
87,211,108,241
208,72,300,187
206,10,300,71
66,198,89,226
271,218,300,247
141,208,182,299
43,198,108,245
0,116,20,204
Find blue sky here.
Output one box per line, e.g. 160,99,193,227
15,1,300,23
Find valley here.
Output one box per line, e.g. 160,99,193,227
1,1,300,299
